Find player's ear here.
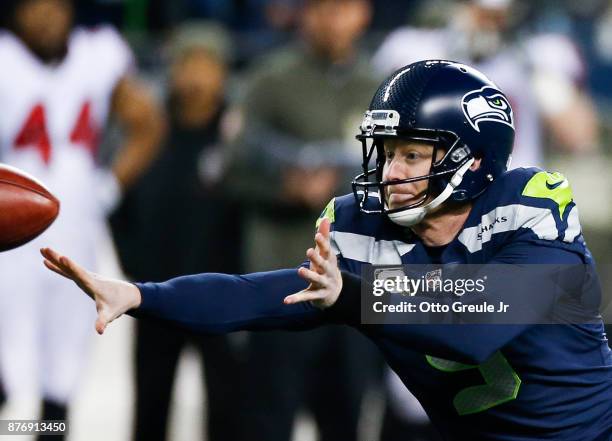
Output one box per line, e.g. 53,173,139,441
470,157,482,171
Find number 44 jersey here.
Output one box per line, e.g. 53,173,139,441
0,26,134,405
323,167,612,440
0,26,132,234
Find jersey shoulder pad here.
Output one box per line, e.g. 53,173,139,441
74,26,134,80
463,167,583,251
316,193,405,241
481,167,577,221
316,196,338,229
316,194,415,268
0,31,14,50
74,25,124,50
0,32,28,69
316,194,366,233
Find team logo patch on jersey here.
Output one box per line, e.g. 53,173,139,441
373,267,406,294
461,86,514,133
424,268,442,289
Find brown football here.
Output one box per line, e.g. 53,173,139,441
0,164,60,252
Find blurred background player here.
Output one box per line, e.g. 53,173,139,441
0,0,163,437
109,21,246,441
372,0,600,168
224,0,382,439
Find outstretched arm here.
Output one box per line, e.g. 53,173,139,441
40,219,342,335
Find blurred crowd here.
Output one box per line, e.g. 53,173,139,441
0,0,611,440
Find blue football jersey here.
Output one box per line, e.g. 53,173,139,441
136,167,612,440
322,167,612,440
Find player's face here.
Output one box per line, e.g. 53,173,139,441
169,49,227,128
13,0,73,62
382,139,444,210
470,4,509,32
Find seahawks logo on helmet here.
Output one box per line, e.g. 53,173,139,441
461,86,514,133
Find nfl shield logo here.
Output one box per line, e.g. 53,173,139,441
425,268,442,291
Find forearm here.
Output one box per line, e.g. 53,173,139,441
112,91,165,190
129,269,331,334
112,127,163,189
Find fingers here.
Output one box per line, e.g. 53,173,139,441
95,306,114,335
306,248,327,273
42,247,110,335
284,289,326,305
59,254,86,280
314,218,331,259
308,234,334,273
40,247,66,265
41,248,91,287
297,265,327,284
314,232,330,260
43,259,71,279
287,239,342,307
318,217,331,239
95,316,107,335
41,248,75,278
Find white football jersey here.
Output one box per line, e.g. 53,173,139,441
0,26,132,243
0,26,133,403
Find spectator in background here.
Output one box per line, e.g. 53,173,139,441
373,0,599,167
109,21,246,441
371,0,600,438
224,0,381,440
0,0,164,438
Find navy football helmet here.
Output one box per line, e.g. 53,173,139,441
352,60,515,226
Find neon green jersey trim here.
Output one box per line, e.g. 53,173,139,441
426,355,474,372
522,171,573,219
316,198,336,228
426,351,522,416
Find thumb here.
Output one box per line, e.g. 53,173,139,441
95,316,107,335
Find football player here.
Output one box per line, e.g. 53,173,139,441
0,0,163,432
372,2,602,434
42,61,612,440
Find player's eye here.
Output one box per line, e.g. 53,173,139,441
384,150,394,162
405,151,421,161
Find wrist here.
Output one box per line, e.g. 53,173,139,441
127,282,142,310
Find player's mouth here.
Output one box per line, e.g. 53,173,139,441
387,192,424,209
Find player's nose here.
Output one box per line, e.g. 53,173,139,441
384,158,408,182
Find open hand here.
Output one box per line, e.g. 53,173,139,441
284,218,342,309
40,248,142,334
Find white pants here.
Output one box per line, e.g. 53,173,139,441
0,218,97,404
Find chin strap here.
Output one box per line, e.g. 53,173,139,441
387,158,474,227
